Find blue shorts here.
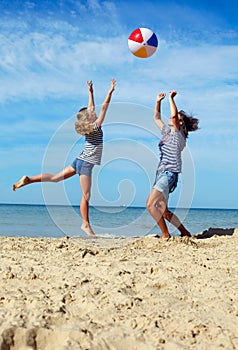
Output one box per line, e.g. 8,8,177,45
153,171,178,200
71,158,94,176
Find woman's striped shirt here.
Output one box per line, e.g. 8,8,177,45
157,124,186,173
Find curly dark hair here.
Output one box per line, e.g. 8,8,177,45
178,110,199,138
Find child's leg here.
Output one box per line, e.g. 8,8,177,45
79,174,96,238
13,166,76,191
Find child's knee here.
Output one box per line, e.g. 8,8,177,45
83,192,91,202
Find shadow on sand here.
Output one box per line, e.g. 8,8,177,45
195,227,236,239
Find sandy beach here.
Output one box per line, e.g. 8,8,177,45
0,229,237,350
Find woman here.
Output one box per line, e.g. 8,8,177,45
13,78,116,237
146,90,199,238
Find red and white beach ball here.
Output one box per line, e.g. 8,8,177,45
128,27,158,58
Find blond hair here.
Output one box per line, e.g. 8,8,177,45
75,108,95,135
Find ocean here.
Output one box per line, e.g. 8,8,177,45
0,204,237,238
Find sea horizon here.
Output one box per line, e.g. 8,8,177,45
1,202,237,210
1,203,237,239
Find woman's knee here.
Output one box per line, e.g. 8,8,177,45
146,197,160,213
146,197,154,211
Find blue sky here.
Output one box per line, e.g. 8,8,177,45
0,0,238,209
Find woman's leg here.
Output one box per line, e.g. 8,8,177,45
13,166,76,191
163,207,191,237
79,174,96,238
146,189,171,238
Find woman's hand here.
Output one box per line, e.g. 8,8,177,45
87,80,93,93
156,93,166,102
169,90,177,98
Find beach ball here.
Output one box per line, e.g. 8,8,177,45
128,27,158,58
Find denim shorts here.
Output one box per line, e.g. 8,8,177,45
153,171,178,200
71,158,94,176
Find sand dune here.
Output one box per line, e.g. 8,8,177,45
0,229,237,349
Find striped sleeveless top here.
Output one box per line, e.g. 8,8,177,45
157,124,186,173
78,122,103,165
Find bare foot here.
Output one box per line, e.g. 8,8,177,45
13,176,30,191
81,223,97,238
180,232,191,237
157,234,171,239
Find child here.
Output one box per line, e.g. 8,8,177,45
146,90,199,238
13,78,116,237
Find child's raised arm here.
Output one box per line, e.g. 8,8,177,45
96,78,116,127
87,80,95,110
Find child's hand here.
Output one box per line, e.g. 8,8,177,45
110,78,116,92
169,90,177,98
87,80,93,92
156,93,166,102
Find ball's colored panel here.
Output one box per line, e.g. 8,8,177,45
128,28,143,43
147,32,158,48
145,45,157,57
133,46,148,58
